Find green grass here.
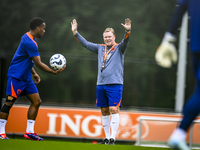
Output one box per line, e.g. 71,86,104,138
0,138,171,150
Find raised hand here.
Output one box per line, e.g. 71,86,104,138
121,18,131,31
71,19,78,35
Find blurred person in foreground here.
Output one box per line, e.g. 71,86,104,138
0,17,65,141
155,0,200,150
71,18,131,145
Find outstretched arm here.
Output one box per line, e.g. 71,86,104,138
71,19,99,53
32,56,65,75
120,18,131,53
155,3,187,68
167,3,187,35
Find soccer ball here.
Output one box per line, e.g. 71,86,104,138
49,54,66,70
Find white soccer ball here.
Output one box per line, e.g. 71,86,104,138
49,54,66,70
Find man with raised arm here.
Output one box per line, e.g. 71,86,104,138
71,18,131,145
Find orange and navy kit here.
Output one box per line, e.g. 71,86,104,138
6,32,40,98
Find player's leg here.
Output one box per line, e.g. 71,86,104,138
24,92,43,141
168,89,200,150
109,106,120,145
0,96,16,139
0,77,20,140
100,106,110,144
168,53,200,150
106,84,123,145
179,83,200,130
96,85,110,144
22,80,43,141
26,93,41,127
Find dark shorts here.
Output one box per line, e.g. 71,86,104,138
6,77,38,98
96,84,123,107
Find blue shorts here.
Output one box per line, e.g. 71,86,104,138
96,84,123,107
6,77,38,98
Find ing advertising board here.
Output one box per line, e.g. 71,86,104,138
6,105,200,144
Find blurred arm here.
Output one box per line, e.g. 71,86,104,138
155,2,187,68
167,2,187,35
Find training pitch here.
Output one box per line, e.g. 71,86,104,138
0,138,172,150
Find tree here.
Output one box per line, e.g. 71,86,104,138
1,0,191,111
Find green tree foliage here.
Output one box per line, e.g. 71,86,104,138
0,0,194,111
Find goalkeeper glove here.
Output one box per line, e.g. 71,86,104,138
155,32,178,68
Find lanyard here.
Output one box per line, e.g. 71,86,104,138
101,44,116,72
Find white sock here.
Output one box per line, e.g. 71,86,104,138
102,115,110,139
110,113,119,140
170,128,187,141
26,120,35,133
0,119,7,134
